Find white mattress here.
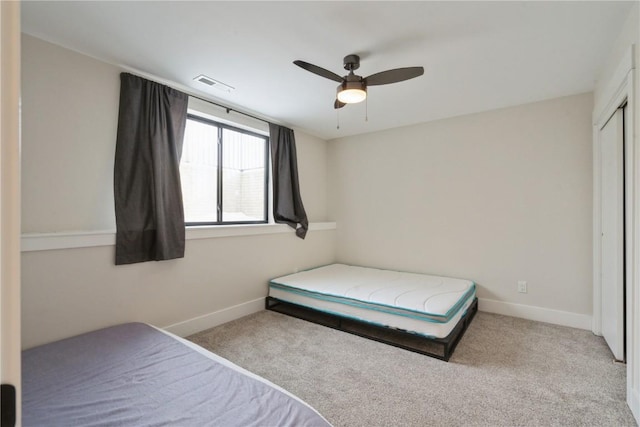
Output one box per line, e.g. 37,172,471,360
269,264,476,339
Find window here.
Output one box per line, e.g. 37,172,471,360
180,114,268,225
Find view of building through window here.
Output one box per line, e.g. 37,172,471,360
180,116,267,224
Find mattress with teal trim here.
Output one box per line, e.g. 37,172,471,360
268,264,476,339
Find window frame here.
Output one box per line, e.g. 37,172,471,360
182,113,270,226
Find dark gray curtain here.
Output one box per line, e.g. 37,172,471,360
269,124,308,239
114,73,188,265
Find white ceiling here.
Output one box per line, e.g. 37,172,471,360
21,1,634,140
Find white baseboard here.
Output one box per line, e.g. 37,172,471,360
478,298,592,330
164,295,592,337
163,297,265,337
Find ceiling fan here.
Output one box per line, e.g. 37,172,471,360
293,54,424,109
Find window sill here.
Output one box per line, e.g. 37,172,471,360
21,222,337,252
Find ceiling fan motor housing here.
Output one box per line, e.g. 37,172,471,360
337,79,366,92
343,54,361,71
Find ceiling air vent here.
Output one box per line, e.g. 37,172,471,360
193,74,234,93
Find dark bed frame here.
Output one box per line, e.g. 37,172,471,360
266,296,478,362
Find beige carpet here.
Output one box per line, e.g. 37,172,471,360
188,310,636,426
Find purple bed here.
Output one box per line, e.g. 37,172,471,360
22,322,331,426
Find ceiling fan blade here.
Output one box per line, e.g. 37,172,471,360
334,99,346,109
365,67,424,86
294,60,343,83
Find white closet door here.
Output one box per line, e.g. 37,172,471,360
600,107,625,361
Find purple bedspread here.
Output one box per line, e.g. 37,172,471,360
22,323,330,427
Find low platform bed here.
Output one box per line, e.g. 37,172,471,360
267,264,478,361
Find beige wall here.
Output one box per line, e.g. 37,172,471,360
21,35,119,232
22,231,334,349
328,93,593,316
21,35,334,348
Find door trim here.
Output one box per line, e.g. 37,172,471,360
0,1,22,425
598,107,625,360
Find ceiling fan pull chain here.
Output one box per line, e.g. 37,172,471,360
336,109,340,130
364,97,368,122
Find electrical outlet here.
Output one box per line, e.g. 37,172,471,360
518,280,528,293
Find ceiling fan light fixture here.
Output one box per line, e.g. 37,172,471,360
337,81,367,104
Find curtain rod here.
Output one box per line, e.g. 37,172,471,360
188,93,271,126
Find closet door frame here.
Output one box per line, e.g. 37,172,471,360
592,45,637,418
